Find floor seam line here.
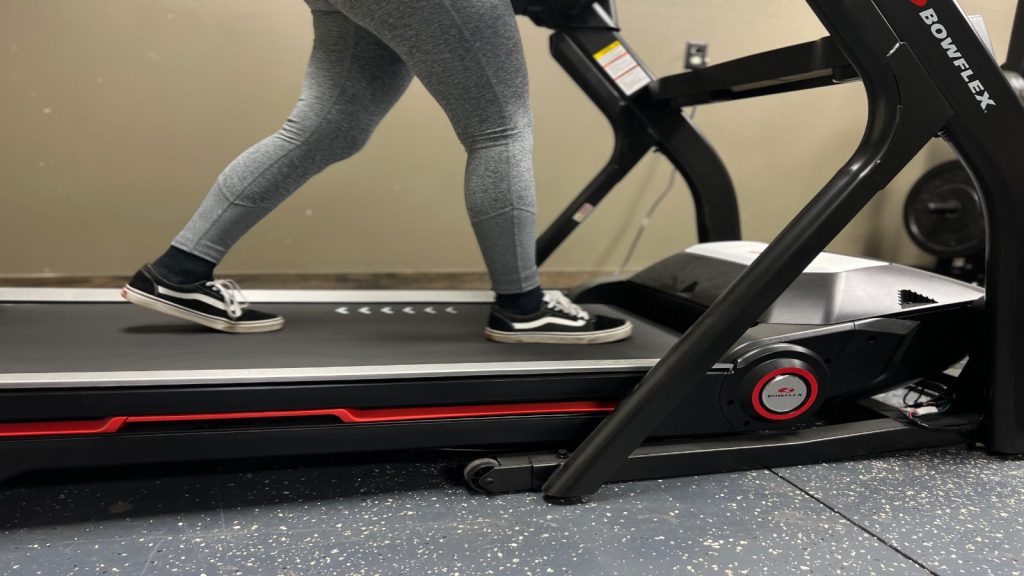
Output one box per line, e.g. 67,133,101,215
769,468,942,576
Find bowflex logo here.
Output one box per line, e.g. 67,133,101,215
914,2,996,111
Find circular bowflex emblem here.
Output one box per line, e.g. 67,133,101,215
751,367,818,421
760,375,808,413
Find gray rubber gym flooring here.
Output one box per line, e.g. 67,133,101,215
2,446,1022,576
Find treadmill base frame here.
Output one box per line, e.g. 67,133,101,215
466,400,969,495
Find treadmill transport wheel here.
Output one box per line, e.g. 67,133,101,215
464,458,501,493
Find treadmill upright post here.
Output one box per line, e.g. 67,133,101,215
524,0,741,265
867,0,1024,455
535,31,658,265
541,0,956,499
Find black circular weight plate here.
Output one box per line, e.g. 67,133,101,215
904,160,985,257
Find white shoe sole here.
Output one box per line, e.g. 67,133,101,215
484,321,633,344
122,285,285,334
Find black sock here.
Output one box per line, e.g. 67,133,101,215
495,286,544,315
152,246,216,285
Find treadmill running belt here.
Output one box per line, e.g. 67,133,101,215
0,302,678,380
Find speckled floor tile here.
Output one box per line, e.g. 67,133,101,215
1,453,932,576
776,445,1024,576
0,474,219,547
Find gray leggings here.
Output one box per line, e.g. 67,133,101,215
173,0,540,294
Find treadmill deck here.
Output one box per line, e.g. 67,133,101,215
0,291,679,389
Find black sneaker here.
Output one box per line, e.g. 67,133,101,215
122,265,284,333
485,291,633,344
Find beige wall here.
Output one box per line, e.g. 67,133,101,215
0,0,1013,277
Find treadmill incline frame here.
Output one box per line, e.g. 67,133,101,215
533,0,1024,498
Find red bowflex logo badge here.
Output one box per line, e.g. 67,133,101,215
777,387,796,394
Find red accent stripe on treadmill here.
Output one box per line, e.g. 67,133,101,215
342,402,615,423
0,401,616,438
0,417,129,437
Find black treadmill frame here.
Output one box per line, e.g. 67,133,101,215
538,0,1024,498
473,400,967,493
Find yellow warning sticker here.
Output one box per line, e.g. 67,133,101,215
592,40,652,96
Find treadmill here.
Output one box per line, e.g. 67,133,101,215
0,240,986,492
3,0,1024,499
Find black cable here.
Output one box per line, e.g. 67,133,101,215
616,167,678,275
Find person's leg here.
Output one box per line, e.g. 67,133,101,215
127,3,413,333
155,3,413,283
328,0,541,309
329,0,631,343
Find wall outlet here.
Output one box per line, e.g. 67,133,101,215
685,42,709,70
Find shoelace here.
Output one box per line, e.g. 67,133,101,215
206,279,248,319
543,291,590,320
